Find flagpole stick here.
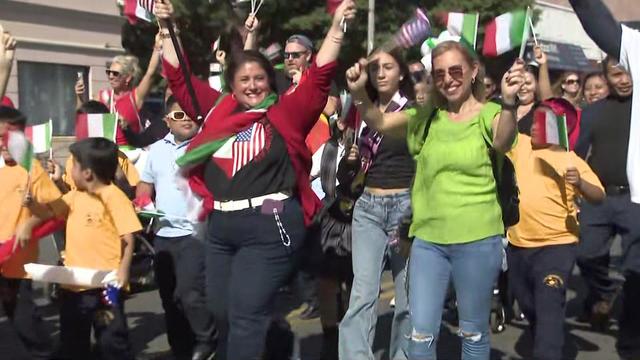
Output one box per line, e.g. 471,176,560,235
159,0,204,122
519,7,532,59
528,12,538,46
473,13,479,50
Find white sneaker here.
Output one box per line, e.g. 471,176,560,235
390,296,396,308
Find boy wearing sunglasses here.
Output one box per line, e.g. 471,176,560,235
135,96,217,360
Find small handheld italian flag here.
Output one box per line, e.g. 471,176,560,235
482,10,528,57
3,130,34,171
533,108,569,151
25,119,52,154
75,113,117,142
439,12,479,49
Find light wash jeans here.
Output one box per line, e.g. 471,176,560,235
408,235,503,360
339,190,411,360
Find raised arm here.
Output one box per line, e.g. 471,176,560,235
315,0,357,67
492,59,526,153
345,59,410,137
533,46,553,101
243,14,259,51
134,34,163,110
269,1,356,135
0,25,16,101
154,0,221,120
568,0,622,59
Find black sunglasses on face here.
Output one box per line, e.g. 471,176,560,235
105,70,121,77
433,65,464,84
564,79,579,85
410,70,426,83
284,51,306,60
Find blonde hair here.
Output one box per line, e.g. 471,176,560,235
111,55,142,84
430,41,485,108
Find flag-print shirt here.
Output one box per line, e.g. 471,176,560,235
163,55,337,225
203,118,296,201
357,92,415,189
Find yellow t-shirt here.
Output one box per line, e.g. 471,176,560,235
63,151,140,190
0,161,62,278
507,134,604,247
49,183,142,284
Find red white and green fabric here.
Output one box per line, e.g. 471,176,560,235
25,119,52,154
3,130,33,171
440,12,479,48
482,10,528,57
533,108,569,150
0,219,65,265
75,113,117,141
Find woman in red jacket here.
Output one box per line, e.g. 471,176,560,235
154,1,356,359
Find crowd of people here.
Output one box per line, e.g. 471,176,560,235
1,0,639,359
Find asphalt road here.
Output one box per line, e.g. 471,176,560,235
0,236,622,360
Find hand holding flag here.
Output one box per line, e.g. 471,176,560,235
500,59,526,106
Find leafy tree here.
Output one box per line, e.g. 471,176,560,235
120,0,533,84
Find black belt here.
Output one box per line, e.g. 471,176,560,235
605,185,629,195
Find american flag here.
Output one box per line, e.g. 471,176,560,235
232,122,265,176
393,8,432,49
138,0,154,12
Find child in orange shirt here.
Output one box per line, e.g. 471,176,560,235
0,106,60,359
16,137,142,360
507,98,605,360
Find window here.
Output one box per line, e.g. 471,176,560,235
18,61,88,136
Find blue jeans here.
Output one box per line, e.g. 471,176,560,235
339,190,411,360
408,236,503,360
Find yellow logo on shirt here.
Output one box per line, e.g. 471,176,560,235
543,274,564,288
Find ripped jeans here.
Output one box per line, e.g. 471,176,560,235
408,236,503,360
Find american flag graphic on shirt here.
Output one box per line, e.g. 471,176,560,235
212,122,266,178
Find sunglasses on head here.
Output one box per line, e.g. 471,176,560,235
433,65,464,84
284,51,306,60
564,79,579,85
105,70,122,77
167,111,190,122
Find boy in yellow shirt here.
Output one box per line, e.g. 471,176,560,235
507,99,605,360
16,137,142,360
0,106,60,359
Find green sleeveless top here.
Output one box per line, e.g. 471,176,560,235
405,102,504,244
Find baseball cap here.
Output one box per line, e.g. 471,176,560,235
286,34,314,52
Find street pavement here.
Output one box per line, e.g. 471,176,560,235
0,237,622,360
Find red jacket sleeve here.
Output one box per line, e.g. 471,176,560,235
268,61,338,137
163,58,221,121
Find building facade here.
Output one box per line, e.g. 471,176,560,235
1,0,124,138
535,0,640,60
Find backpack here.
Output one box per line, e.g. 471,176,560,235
421,109,520,229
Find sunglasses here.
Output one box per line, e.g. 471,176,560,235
433,65,464,84
410,70,426,83
284,51,307,60
564,79,579,85
167,111,191,122
105,70,122,78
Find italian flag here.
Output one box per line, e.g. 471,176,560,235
533,109,569,150
440,12,479,48
75,113,117,141
482,10,528,57
25,119,52,154
3,130,33,171
0,219,65,265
